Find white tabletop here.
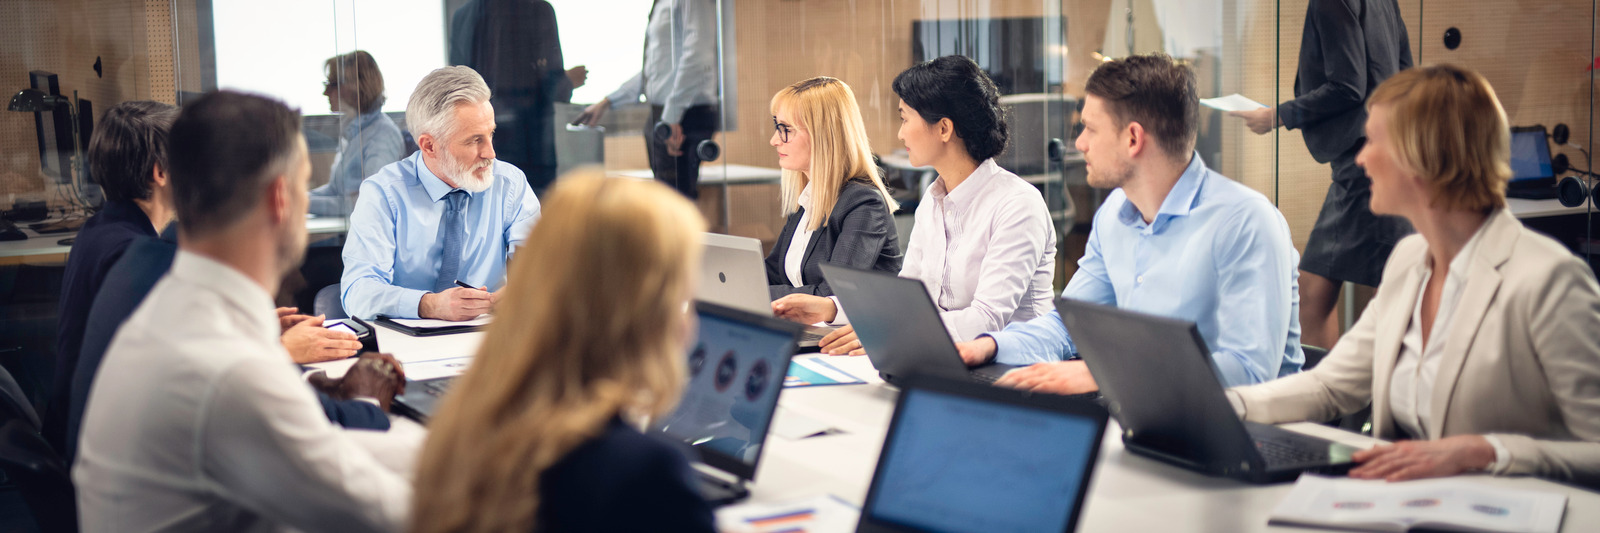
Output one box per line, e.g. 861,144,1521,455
362,330,1600,532
613,164,783,185
1508,197,1591,219
0,216,349,260
750,359,1600,532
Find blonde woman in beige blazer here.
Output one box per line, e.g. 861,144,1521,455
1230,64,1600,488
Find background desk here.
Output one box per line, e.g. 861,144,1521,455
365,329,1600,532
0,216,350,265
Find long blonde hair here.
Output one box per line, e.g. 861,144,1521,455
411,172,707,533
771,77,898,231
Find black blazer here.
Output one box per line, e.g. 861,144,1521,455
1278,0,1411,163
46,199,156,452
536,418,716,533
765,179,902,299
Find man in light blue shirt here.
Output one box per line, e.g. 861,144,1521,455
960,54,1304,394
574,0,719,198
341,66,540,321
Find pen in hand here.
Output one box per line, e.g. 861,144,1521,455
453,280,478,291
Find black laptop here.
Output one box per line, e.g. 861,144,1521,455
1055,298,1358,484
649,301,804,506
820,264,1020,385
856,375,1108,533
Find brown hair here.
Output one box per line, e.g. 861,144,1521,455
1367,64,1510,212
410,172,706,533
1083,53,1198,160
771,77,898,230
324,50,386,113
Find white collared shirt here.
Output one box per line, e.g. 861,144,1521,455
1389,222,1509,471
837,159,1054,340
786,183,817,287
75,251,412,533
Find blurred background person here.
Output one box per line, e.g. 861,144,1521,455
450,0,586,195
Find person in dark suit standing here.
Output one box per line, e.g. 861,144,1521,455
411,174,714,533
1229,0,1413,350
765,77,901,299
449,0,587,195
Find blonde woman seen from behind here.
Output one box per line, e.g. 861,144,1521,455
411,173,715,532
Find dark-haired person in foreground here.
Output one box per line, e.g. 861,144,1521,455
772,55,1056,354
962,53,1304,395
75,91,414,532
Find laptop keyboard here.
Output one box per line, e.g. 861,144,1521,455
1256,438,1328,466
801,330,825,343
969,372,999,384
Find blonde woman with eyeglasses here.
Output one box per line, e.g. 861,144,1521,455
765,77,902,300
411,173,715,532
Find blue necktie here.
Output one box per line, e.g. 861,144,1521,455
434,189,469,293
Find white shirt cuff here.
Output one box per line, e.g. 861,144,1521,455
827,296,850,326
1225,390,1247,419
350,396,381,406
1483,434,1511,474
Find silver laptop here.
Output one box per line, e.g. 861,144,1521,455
699,232,832,347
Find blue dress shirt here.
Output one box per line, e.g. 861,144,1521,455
987,155,1304,387
340,152,540,319
309,108,405,217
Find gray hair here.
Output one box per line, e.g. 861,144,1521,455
405,66,492,142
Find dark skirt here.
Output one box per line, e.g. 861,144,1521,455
1299,144,1414,287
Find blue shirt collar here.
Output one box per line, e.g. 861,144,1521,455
1117,152,1208,232
412,152,464,202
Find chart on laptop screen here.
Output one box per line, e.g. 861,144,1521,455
868,390,1099,533
657,312,793,465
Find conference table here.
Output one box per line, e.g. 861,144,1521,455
365,325,1600,532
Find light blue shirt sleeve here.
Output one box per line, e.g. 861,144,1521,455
605,71,645,106
503,180,541,263
340,179,427,319
987,217,1116,365
1205,204,1297,387
660,0,718,124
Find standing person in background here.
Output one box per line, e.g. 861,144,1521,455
573,0,719,199
1229,0,1413,350
450,0,587,195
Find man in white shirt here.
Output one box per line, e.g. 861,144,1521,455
75,91,413,533
574,0,719,198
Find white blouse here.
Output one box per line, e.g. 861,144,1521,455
786,183,817,287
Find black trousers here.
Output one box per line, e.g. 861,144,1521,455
647,104,719,200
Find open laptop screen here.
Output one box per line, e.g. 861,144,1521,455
1510,127,1554,182
654,302,799,480
862,386,1103,533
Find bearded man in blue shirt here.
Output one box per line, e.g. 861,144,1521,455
959,54,1306,394
341,66,541,321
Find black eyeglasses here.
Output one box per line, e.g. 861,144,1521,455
773,117,794,144
322,80,340,89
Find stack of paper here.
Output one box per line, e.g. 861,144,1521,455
1269,475,1567,533
717,494,860,533
785,356,866,388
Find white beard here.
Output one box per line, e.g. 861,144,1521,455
443,151,495,192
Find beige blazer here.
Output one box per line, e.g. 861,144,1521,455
1234,209,1600,487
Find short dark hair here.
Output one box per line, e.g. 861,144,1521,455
88,101,178,203
168,91,303,237
1084,53,1199,159
892,55,1009,163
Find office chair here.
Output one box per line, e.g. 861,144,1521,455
1301,344,1329,371
0,419,78,533
0,362,38,432
314,284,347,319
1301,344,1373,436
